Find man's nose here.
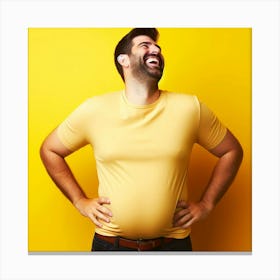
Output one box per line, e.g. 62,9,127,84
150,44,161,54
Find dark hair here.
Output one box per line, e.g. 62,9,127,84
114,28,159,81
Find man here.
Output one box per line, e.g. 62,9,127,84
40,28,243,251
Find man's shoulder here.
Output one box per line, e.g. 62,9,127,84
164,90,198,103
72,91,121,116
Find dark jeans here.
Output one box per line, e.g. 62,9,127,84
91,233,192,251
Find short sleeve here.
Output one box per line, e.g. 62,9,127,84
57,100,91,151
197,102,227,150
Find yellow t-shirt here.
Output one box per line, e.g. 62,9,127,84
57,90,227,239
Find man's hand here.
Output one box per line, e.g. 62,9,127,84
74,197,113,228
173,200,213,229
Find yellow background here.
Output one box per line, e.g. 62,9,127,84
28,28,251,252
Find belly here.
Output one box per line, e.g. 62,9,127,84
99,188,178,239
96,160,189,239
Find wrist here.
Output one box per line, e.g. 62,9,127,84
199,199,215,212
73,196,87,209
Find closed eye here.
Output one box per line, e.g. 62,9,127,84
140,43,149,48
138,42,161,51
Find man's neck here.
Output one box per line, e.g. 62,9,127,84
124,78,160,105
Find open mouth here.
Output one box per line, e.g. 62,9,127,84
144,55,162,68
146,57,160,66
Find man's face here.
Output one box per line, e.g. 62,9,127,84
129,35,164,82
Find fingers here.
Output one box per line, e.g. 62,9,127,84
173,212,195,228
93,205,112,223
173,208,193,228
173,201,199,228
89,213,104,228
96,204,113,218
173,207,189,222
97,197,111,205
77,197,113,228
176,217,196,229
173,200,191,226
176,200,189,209
91,197,113,227
173,201,212,229
96,197,113,217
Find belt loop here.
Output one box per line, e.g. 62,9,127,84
137,239,141,251
160,237,165,249
114,236,119,249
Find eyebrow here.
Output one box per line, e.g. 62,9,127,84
138,41,162,51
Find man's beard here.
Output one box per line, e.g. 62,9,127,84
130,54,164,82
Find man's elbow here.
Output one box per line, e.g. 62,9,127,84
39,130,73,161
234,141,243,167
39,139,50,163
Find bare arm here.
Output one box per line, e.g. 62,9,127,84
173,129,243,228
40,128,112,227
199,129,243,208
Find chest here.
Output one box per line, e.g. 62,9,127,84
90,105,198,163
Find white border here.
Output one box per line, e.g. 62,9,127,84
0,0,279,279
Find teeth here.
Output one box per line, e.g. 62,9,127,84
146,57,159,65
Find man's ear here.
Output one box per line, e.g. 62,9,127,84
117,54,129,67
